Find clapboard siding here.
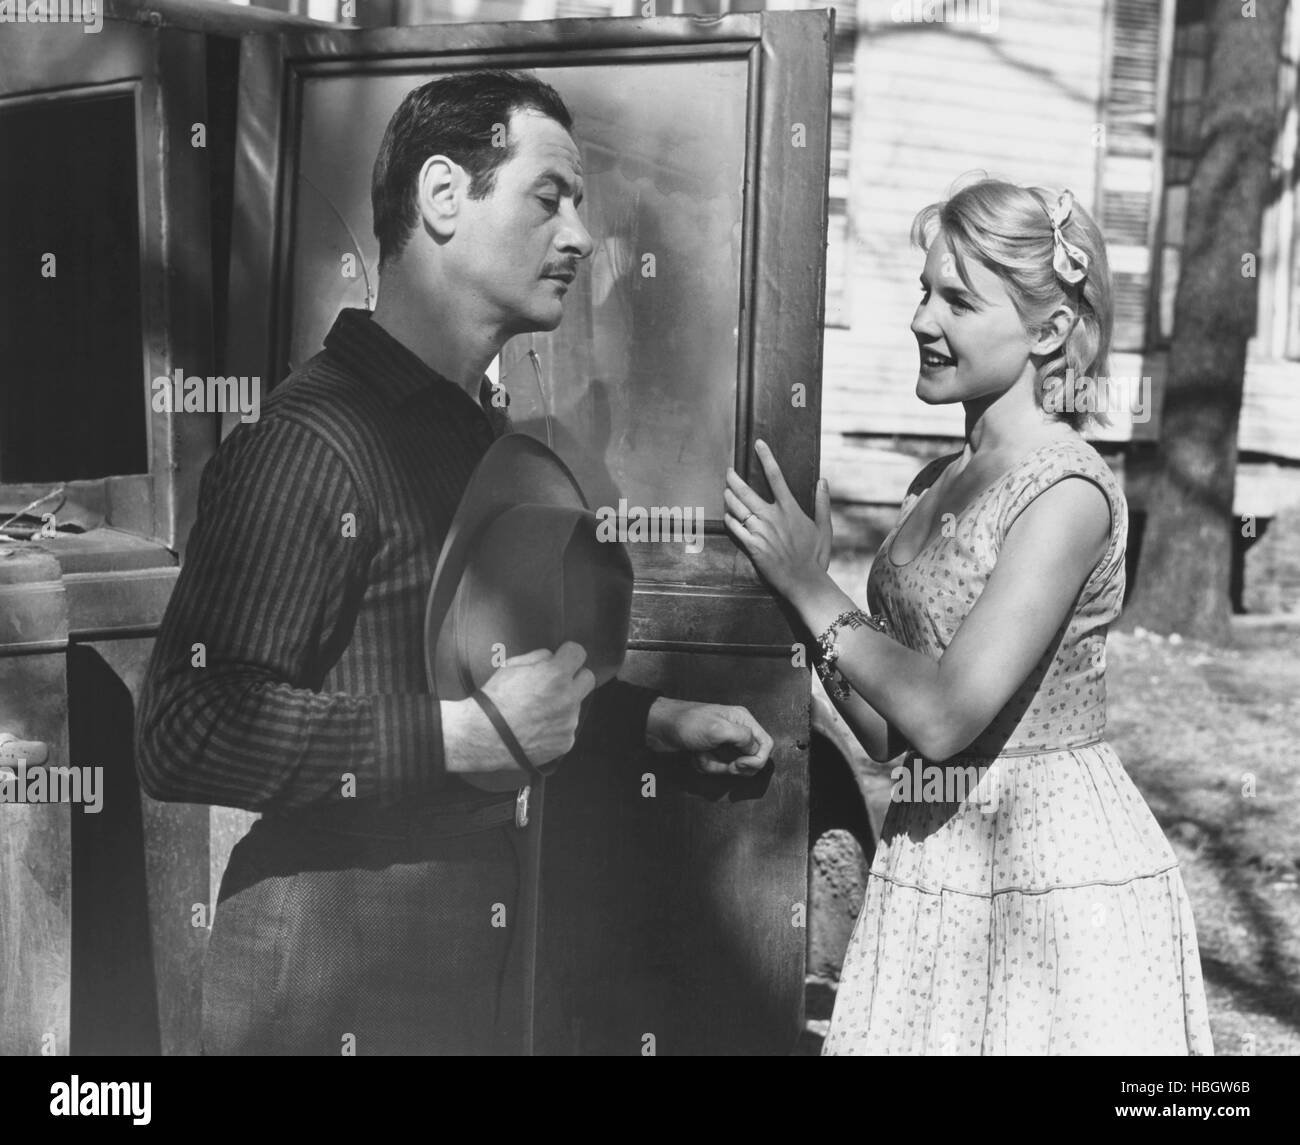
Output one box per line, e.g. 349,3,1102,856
852,147,1099,182
1239,359,1300,460
820,436,1300,518
824,332,1300,455
857,121,1104,159
828,0,1108,443
826,1,858,327
864,52,1105,85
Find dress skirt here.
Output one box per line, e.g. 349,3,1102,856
821,742,1214,1055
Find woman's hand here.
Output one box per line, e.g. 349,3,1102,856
724,439,832,603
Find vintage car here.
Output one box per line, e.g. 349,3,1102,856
0,0,858,1055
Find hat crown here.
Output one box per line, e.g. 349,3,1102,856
445,505,631,697
425,435,634,717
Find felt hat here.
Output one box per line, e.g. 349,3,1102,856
424,433,633,774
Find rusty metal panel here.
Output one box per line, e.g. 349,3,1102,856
0,534,197,1055
0,548,71,1056
69,638,207,1056
0,665,71,1057
538,649,809,1056
64,567,179,639
153,25,225,552
104,0,326,34
0,0,322,1059
0,13,220,551
745,7,833,512
223,31,288,442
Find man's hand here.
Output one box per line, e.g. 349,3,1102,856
443,642,595,791
645,697,774,776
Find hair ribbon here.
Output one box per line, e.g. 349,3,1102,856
1046,190,1089,286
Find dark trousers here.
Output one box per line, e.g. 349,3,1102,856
201,813,530,1055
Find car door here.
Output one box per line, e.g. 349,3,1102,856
224,9,833,1055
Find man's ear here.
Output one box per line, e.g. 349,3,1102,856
416,154,462,240
1030,304,1076,357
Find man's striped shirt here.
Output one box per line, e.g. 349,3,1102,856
136,307,656,812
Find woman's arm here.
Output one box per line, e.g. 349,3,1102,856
789,476,1110,761
821,682,909,763
724,442,1112,762
809,456,953,763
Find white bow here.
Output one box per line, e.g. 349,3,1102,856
1048,190,1089,286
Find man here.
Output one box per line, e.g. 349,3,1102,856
135,70,773,1056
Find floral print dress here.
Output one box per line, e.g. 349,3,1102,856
821,435,1214,1056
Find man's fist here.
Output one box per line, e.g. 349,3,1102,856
645,698,774,776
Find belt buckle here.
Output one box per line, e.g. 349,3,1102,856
515,784,530,829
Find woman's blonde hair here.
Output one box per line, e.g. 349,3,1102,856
911,176,1114,430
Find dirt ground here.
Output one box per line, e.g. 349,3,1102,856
1104,620,1300,1057
800,615,1300,1056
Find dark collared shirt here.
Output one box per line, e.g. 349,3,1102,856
136,308,656,811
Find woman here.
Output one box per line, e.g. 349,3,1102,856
725,178,1213,1055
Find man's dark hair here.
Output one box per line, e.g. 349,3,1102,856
371,69,574,268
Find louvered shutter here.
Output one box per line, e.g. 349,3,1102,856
1099,0,1166,352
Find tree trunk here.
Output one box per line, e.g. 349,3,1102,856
1123,0,1289,643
